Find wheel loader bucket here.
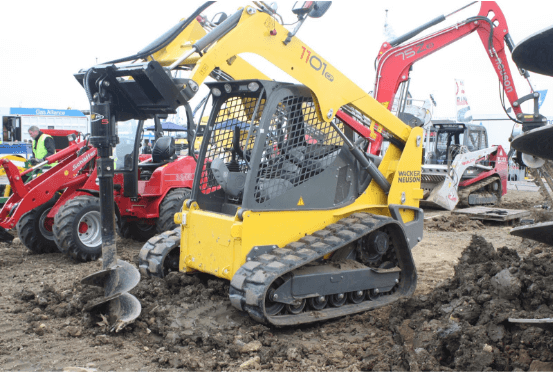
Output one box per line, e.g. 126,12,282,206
510,221,553,246
423,175,459,211
511,125,553,161
81,259,141,332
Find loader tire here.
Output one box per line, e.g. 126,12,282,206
53,195,102,262
138,228,181,278
156,188,191,234
0,227,14,242
117,219,156,242
17,197,59,254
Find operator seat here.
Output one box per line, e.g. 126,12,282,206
139,136,177,173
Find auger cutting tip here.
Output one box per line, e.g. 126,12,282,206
81,259,141,331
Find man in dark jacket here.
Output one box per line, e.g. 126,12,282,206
28,126,56,165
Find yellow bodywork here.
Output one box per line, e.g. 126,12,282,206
176,127,423,280
0,155,26,176
154,7,424,280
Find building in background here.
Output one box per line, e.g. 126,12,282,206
0,107,89,156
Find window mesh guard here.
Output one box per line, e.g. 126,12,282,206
254,96,344,203
199,96,263,194
199,95,345,204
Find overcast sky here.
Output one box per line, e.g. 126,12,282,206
1,1,552,121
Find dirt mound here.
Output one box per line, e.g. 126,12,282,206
13,272,405,371
390,235,553,371
425,214,485,232
499,198,540,210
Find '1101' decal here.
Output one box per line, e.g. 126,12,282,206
300,47,334,82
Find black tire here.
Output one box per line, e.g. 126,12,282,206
156,188,191,233
117,219,156,242
0,227,14,242
17,197,59,254
138,228,181,278
53,196,102,262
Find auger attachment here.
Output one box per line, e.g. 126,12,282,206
82,259,141,332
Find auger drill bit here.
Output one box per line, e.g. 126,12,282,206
79,82,141,331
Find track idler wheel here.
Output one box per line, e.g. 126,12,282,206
308,296,328,310
265,278,285,316
348,290,366,304
285,299,306,314
329,293,347,307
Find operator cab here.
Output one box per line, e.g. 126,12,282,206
426,121,488,165
191,80,366,216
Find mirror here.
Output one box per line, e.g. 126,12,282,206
309,2,332,18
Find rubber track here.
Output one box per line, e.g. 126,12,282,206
458,175,501,207
228,212,416,326
138,228,181,278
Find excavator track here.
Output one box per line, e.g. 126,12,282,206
229,212,417,326
458,175,501,207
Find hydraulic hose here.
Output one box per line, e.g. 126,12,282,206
104,2,215,64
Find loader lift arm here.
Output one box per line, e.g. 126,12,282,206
371,1,547,155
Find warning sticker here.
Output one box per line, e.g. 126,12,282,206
297,197,305,206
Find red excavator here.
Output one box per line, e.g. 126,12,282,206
347,1,547,209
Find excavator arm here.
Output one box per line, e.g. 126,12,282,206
372,1,546,154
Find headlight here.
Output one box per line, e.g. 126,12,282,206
248,82,260,92
212,88,222,97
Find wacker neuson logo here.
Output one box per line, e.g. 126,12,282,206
398,170,421,183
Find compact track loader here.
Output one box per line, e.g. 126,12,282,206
140,78,424,326
136,2,424,326
76,1,423,328
421,122,508,210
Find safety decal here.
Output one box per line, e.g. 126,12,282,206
297,197,305,206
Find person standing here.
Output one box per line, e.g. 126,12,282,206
141,139,152,154
28,126,56,166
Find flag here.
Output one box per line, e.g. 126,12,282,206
537,90,548,109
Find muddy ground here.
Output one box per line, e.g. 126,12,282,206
1,190,552,372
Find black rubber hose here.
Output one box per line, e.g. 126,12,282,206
104,2,215,64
